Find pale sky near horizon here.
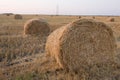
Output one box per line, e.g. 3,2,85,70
0,0,120,15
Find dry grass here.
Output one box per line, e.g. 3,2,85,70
5,56,120,80
0,35,46,63
0,70,7,80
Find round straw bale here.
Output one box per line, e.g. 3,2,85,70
24,18,50,36
93,16,95,19
14,14,22,19
45,19,116,71
78,16,81,19
109,18,115,22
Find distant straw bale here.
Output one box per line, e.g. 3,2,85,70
14,14,22,20
109,18,115,22
78,16,81,19
93,16,95,19
46,19,116,72
24,18,50,36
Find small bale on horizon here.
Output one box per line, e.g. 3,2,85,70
14,14,23,20
109,18,115,22
78,16,81,19
93,16,95,19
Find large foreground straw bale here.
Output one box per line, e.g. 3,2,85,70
46,19,116,71
24,18,50,36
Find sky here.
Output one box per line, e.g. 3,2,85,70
0,0,120,15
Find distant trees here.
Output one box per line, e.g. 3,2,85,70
2,13,14,16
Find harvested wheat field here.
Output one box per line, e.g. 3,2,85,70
0,15,120,80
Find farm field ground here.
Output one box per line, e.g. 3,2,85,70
0,14,120,80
